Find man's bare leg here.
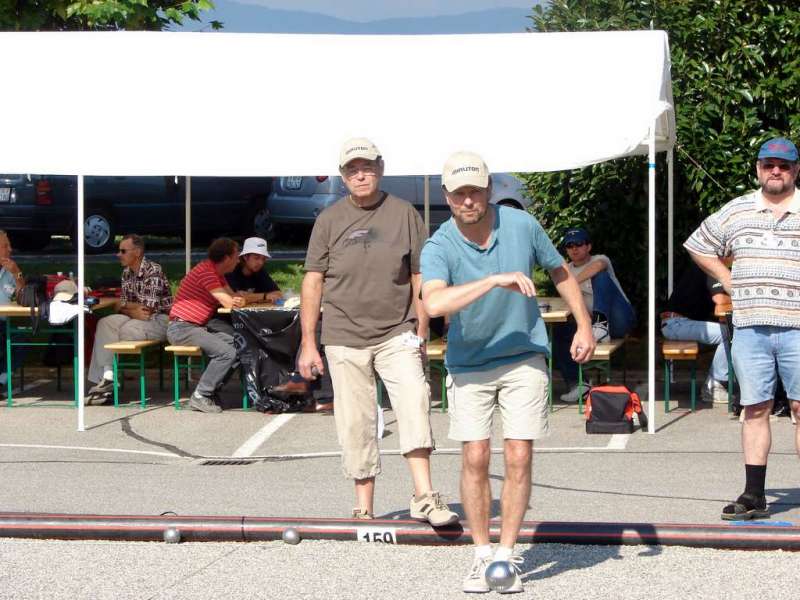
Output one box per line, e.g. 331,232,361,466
499,439,532,548
462,440,492,546
405,448,433,496
355,477,375,515
742,400,773,465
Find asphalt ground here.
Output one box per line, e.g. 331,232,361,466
1,369,798,598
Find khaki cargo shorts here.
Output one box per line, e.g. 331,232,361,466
326,331,434,480
447,354,550,441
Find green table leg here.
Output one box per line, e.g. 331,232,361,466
72,320,78,407
690,361,697,412
173,354,180,410
664,360,671,413
113,354,119,407
139,352,146,408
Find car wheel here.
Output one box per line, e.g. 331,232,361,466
81,208,115,254
498,199,523,210
251,206,275,241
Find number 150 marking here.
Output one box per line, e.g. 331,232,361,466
355,526,397,544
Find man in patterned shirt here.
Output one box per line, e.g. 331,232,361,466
685,137,800,521
86,234,172,404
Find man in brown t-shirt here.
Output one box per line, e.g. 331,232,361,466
298,137,457,526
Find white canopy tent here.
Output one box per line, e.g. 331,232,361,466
0,30,676,433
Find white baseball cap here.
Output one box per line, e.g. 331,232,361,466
52,279,78,302
240,237,271,258
339,137,381,168
442,151,490,192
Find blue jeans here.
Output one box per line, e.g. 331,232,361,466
732,326,800,406
554,270,636,384
661,317,728,382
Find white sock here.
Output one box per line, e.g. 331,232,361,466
102,368,113,382
494,546,514,561
474,544,493,559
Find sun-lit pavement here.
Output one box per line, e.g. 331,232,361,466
1,370,798,599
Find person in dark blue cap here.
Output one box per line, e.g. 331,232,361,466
685,136,800,521
553,226,636,402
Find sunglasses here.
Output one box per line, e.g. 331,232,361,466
760,161,795,172
564,241,587,249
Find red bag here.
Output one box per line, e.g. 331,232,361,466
584,385,647,434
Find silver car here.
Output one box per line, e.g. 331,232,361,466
265,173,530,234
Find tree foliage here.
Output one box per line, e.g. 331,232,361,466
0,0,221,31
522,1,800,310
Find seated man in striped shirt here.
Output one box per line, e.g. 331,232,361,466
167,238,246,413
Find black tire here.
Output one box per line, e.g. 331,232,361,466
246,200,275,241
76,207,115,254
10,232,51,251
498,199,523,210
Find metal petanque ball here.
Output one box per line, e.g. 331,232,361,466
163,527,182,544
282,527,301,545
485,561,516,592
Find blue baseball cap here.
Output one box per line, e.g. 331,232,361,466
562,227,590,247
757,137,798,162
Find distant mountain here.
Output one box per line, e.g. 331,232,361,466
174,1,537,34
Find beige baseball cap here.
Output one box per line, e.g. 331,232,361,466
339,137,381,168
442,151,490,192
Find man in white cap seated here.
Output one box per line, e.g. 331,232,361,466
86,234,172,404
421,151,593,593
225,237,283,304
297,137,458,526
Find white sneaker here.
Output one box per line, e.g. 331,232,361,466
496,555,524,594
592,320,609,342
463,555,492,593
560,384,588,404
701,376,729,404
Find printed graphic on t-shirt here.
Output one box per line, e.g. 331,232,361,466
344,228,373,250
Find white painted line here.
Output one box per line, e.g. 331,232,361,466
233,413,296,457
229,443,629,461
606,434,631,449
0,443,183,459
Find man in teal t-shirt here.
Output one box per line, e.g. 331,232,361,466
420,151,593,594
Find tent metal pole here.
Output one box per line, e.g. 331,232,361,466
185,176,191,275
667,148,674,295
423,175,430,236
647,125,656,433
77,175,86,432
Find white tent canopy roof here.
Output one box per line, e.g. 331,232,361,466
0,30,674,176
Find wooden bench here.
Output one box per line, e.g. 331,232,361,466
164,345,205,410
427,340,448,412
103,340,163,408
164,345,249,411
576,339,627,412
662,340,699,413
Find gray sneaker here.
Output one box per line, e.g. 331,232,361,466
559,383,589,404
85,378,114,405
409,491,459,527
463,555,492,593
188,391,222,413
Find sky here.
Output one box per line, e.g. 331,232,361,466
233,0,539,22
